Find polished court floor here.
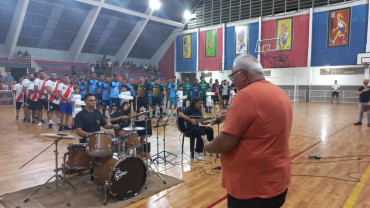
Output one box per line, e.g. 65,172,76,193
0,102,369,208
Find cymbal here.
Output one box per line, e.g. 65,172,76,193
122,126,145,131
40,133,79,139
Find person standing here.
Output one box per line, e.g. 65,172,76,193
45,73,61,128
191,79,200,99
168,76,178,117
331,80,340,103
212,79,220,109
203,54,292,208
127,78,136,112
354,79,370,127
34,70,49,127
108,74,121,114
95,74,105,111
135,76,150,113
58,75,74,131
220,80,230,109
13,77,24,120
28,74,38,124
5,72,14,84
198,76,208,107
151,78,164,118
87,72,98,98
101,76,111,118
182,77,192,108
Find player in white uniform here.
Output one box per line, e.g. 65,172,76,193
21,75,31,122
206,87,213,113
45,73,61,129
58,75,74,131
33,70,49,127
176,85,184,115
13,77,24,120
119,85,132,104
27,74,37,124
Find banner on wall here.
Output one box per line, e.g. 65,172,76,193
328,8,351,47
182,34,192,59
276,17,293,51
235,25,249,54
205,30,216,57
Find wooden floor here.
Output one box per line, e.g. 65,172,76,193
0,102,369,208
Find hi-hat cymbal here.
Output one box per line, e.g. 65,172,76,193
40,133,79,139
122,127,145,131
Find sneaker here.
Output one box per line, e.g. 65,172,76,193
168,114,172,117
31,120,35,125
64,126,72,130
23,118,27,122
38,122,42,127
16,116,19,120
41,120,46,123
194,152,203,160
173,114,177,117
58,125,64,131
48,123,53,129
27,118,31,123
354,122,362,126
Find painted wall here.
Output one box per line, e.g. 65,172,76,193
261,14,310,68
158,42,174,78
224,22,259,70
311,4,368,66
175,32,197,72
198,27,223,71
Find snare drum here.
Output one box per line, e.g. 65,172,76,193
94,155,147,199
118,131,141,153
65,143,95,170
87,131,115,157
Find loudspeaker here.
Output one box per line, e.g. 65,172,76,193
133,120,152,137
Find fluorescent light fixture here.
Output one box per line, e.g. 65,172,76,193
184,10,195,20
150,0,161,10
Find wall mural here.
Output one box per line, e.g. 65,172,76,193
182,34,192,59
235,25,249,54
276,17,293,51
205,30,216,57
328,8,351,47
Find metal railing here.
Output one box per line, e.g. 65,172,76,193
0,90,15,107
309,90,358,103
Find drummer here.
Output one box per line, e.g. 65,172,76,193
110,101,131,136
75,93,119,143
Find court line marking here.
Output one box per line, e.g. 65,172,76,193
342,165,370,208
204,121,356,207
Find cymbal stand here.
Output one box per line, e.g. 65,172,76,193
142,112,166,184
150,117,176,166
21,135,73,206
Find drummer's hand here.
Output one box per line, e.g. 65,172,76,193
113,124,119,129
219,111,227,121
121,116,130,120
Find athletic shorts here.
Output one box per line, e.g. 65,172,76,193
60,102,72,114
213,96,219,102
96,94,102,105
170,97,178,106
16,102,23,109
48,102,59,111
222,95,229,100
102,99,110,107
23,95,27,107
36,99,48,110
26,98,31,109
332,91,339,97
137,97,149,110
110,98,120,108
152,96,162,106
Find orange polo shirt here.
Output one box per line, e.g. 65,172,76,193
221,80,292,199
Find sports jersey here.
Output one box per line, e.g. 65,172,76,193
34,78,49,99
13,83,23,102
45,80,61,104
136,83,149,98
151,84,163,97
127,83,136,96
176,90,183,106
191,84,199,97
206,92,212,106
79,83,87,98
198,81,208,99
88,79,98,94
182,82,192,100
97,81,104,94
169,82,177,98
120,91,131,103
22,79,31,98
109,81,121,98
28,81,37,101
102,82,110,100
58,83,73,103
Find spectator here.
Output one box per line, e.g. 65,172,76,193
23,50,29,58
354,79,370,127
107,59,112,72
17,51,23,57
331,80,340,103
2,78,10,90
0,71,4,82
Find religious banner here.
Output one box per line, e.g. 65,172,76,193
205,30,216,57
182,34,192,59
276,17,293,51
328,8,350,47
235,25,249,54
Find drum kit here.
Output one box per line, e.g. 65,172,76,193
19,110,171,206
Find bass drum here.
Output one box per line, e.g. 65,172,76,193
94,156,147,199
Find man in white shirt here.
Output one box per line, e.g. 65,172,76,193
21,75,30,122
331,80,340,103
34,70,49,127
58,75,74,131
45,73,61,129
13,77,24,120
27,74,37,124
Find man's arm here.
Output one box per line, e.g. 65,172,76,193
357,88,369,96
203,132,239,154
178,112,197,126
45,86,59,99
58,90,70,102
76,128,90,138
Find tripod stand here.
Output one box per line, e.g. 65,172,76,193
133,110,166,184
150,116,176,166
20,133,75,206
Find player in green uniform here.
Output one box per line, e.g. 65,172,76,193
182,77,192,108
197,76,208,106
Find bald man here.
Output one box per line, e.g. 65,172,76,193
202,54,292,208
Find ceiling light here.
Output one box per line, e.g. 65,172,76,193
150,0,161,10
